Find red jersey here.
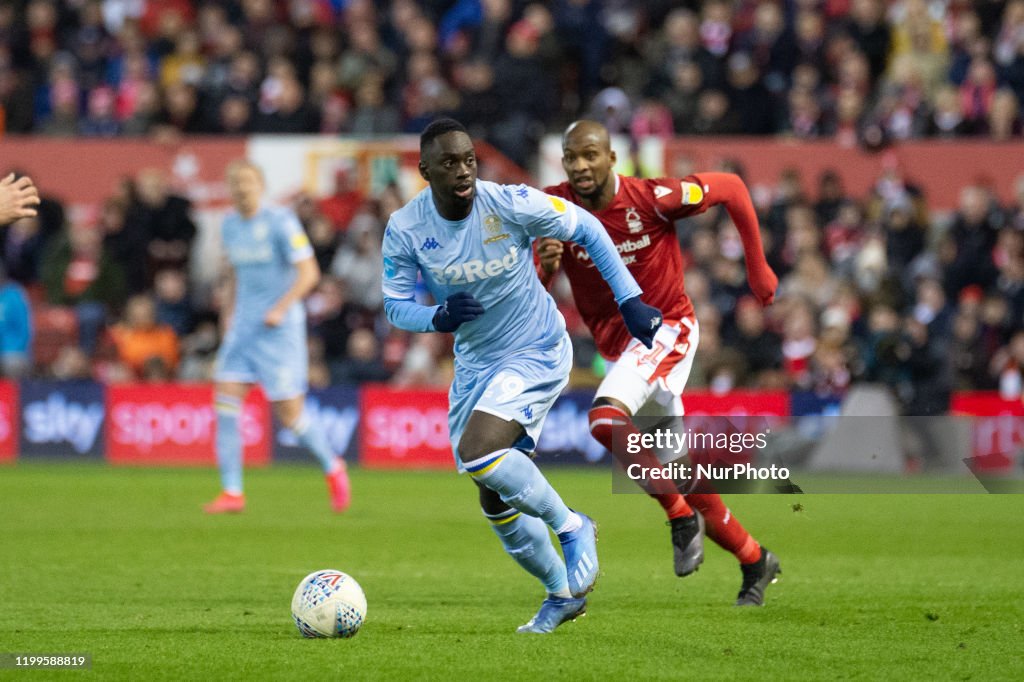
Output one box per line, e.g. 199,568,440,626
543,174,711,360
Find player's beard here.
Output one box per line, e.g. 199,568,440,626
576,175,608,202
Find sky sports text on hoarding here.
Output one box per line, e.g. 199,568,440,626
106,384,270,466
19,381,104,459
359,385,452,468
0,382,1021,473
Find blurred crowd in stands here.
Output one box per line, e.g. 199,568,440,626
2,0,1024,166
2,154,1024,416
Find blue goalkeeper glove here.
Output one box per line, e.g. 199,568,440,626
620,296,662,349
432,292,485,333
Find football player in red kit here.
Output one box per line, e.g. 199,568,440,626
537,120,781,605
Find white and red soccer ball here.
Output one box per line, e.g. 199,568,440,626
291,570,367,638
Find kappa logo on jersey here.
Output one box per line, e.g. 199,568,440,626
515,186,529,199
429,246,520,284
421,237,442,250
625,207,643,233
522,406,533,420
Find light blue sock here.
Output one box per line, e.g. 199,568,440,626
486,509,570,596
215,394,244,494
291,407,338,473
465,449,571,533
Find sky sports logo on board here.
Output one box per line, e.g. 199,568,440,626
23,393,103,455
105,384,270,465
19,381,105,458
110,402,264,453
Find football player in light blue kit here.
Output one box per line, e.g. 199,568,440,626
382,119,663,633
205,160,351,514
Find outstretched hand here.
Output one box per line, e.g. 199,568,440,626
748,262,778,306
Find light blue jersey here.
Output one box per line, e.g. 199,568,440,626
383,180,639,369
221,205,313,331
215,204,314,400
383,180,643,466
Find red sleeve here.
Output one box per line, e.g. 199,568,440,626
651,175,712,221
693,172,778,305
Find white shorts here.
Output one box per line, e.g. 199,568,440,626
594,317,699,419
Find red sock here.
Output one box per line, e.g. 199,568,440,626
654,493,693,520
589,404,693,519
687,491,761,564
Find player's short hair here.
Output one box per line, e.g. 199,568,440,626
225,158,264,182
419,118,469,154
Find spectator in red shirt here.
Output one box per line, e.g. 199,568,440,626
317,166,365,233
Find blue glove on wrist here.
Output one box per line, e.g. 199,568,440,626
432,292,485,333
619,296,662,349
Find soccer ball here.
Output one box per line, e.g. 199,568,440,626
291,570,367,638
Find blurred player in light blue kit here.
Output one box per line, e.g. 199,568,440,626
382,119,663,633
204,160,351,514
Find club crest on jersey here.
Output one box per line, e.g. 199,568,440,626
483,214,510,244
625,207,643,233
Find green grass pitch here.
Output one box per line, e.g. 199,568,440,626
2,463,1023,680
